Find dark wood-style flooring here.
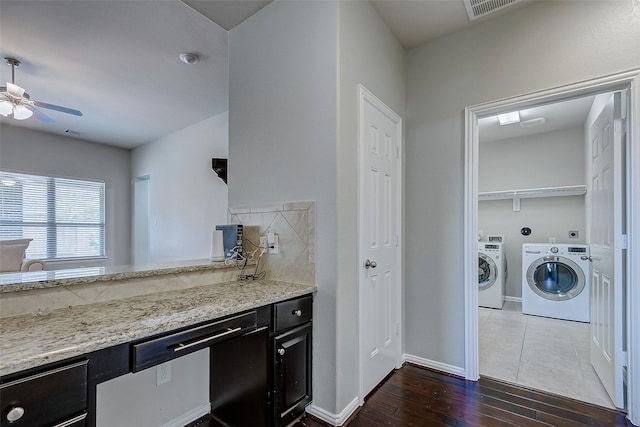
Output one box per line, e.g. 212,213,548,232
296,364,635,427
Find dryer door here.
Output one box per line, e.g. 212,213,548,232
478,253,496,290
526,256,585,301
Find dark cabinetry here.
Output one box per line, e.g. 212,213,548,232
273,296,313,427
0,293,313,427
0,359,88,427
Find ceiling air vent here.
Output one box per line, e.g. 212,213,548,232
463,0,523,20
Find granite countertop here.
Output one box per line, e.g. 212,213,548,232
0,259,250,292
0,280,316,377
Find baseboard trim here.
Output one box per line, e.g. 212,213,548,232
306,397,360,426
503,296,522,303
158,403,211,427
402,353,466,377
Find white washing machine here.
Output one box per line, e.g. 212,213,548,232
522,243,590,322
478,242,505,309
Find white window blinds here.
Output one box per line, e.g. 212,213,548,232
0,171,105,260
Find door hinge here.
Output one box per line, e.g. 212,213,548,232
621,89,628,120
617,350,629,368
618,234,629,250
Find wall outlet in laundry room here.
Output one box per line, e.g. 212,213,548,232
568,230,579,239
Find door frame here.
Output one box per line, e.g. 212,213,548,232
357,84,403,404
463,69,640,424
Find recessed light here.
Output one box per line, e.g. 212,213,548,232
497,111,520,125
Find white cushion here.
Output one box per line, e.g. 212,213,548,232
0,244,29,272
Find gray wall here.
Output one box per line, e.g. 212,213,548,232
228,0,405,415
405,0,640,370
336,0,405,410
479,127,586,298
131,112,228,263
0,124,131,266
228,0,339,413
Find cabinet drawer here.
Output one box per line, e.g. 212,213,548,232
274,296,312,332
133,311,256,371
0,360,87,427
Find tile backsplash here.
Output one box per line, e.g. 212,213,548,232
229,201,315,286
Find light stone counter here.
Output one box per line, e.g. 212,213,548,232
0,259,242,292
0,279,316,377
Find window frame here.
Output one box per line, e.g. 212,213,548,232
0,169,106,261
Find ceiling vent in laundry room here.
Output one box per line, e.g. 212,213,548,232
463,0,524,20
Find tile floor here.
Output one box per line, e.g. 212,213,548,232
479,301,615,409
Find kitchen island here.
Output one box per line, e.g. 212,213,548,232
0,266,315,427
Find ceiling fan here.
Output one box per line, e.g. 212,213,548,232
0,57,82,123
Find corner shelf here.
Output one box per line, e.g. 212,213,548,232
478,185,587,211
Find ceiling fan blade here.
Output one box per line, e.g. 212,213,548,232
7,82,25,98
33,100,83,117
27,106,55,124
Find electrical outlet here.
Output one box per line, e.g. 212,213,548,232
568,230,579,239
268,233,279,255
156,361,171,386
260,235,267,248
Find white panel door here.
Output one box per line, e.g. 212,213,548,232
589,93,626,408
359,86,402,398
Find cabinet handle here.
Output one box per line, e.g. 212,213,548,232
278,348,286,356
6,406,25,422
53,413,88,427
173,327,242,352
293,309,302,317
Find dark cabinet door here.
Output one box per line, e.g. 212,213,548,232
273,323,312,427
210,328,269,427
0,360,87,427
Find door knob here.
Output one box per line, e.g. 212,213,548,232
364,259,377,269
6,406,25,422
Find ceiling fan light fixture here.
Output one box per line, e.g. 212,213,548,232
13,104,33,120
0,100,12,116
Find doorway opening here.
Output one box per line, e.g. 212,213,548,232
463,70,640,423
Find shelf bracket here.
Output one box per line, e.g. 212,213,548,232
513,195,521,212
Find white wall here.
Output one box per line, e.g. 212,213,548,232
131,112,228,263
479,127,586,298
96,349,209,427
228,0,405,417
405,0,640,370
0,124,131,266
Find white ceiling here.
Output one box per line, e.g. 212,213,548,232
0,0,535,149
478,96,597,143
371,0,532,49
0,0,230,149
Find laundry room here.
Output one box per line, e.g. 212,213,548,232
476,92,623,409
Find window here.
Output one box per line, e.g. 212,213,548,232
0,171,105,260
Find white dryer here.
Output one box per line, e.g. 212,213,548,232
478,242,505,309
522,243,590,322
